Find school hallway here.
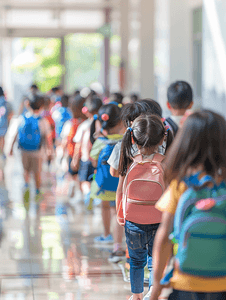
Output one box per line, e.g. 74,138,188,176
0,149,133,300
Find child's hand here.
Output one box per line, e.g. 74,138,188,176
150,283,163,300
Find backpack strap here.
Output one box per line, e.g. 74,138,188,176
166,117,178,136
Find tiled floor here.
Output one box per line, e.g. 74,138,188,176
0,152,138,300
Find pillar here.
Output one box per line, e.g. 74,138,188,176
140,0,155,99
120,0,129,94
60,36,66,91
104,1,111,97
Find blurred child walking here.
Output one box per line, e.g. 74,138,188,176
10,94,53,209
90,103,124,244
71,96,102,206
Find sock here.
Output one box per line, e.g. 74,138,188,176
36,188,40,195
113,243,123,252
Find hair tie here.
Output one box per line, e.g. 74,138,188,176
127,127,133,132
93,114,98,120
118,103,123,108
165,125,170,135
82,106,88,114
101,113,109,121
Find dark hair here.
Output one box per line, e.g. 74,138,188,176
74,89,80,97
90,103,121,144
121,99,172,153
85,96,102,114
44,96,51,109
30,84,38,90
28,94,44,111
121,99,162,128
164,110,226,186
0,87,4,97
167,81,193,109
61,94,69,108
70,95,86,119
119,114,165,176
130,93,139,103
52,86,61,93
111,92,124,104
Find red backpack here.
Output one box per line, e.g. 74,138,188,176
117,153,165,226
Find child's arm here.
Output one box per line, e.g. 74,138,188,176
110,166,119,177
9,131,18,156
116,175,124,209
71,142,81,172
150,211,174,300
43,120,54,158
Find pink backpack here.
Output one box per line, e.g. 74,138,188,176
120,153,165,225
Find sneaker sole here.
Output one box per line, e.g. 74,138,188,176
94,239,114,244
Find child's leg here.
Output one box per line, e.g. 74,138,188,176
21,152,31,187
147,223,160,289
102,201,111,237
125,221,147,300
32,154,42,195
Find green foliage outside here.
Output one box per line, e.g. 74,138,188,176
12,34,121,93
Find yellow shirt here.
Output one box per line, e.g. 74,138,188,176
156,180,226,292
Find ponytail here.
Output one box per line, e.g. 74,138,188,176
165,129,173,153
119,127,133,176
90,114,98,145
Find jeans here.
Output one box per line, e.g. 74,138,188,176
125,220,159,294
168,290,226,300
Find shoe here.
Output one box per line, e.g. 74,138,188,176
108,250,126,263
143,287,153,300
84,192,93,211
118,260,130,282
23,187,30,210
94,234,113,244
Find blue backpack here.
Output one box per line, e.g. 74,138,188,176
18,114,42,151
54,107,72,138
172,173,226,277
95,138,119,195
0,96,8,137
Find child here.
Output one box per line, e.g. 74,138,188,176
10,94,53,209
116,114,168,300
41,96,56,152
150,110,226,300
109,92,124,105
52,94,72,144
166,81,193,136
90,103,124,243
71,96,102,206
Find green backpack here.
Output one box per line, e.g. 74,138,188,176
172,173,226,277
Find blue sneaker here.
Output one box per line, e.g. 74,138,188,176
94,234,113,244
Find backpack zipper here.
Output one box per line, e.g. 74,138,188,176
181,216,226,249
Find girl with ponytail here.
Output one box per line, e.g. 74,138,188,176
116,114,168,300
89,103,124,246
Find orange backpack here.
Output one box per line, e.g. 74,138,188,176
117,153,165,226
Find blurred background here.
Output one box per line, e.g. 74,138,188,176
0,0,225,117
